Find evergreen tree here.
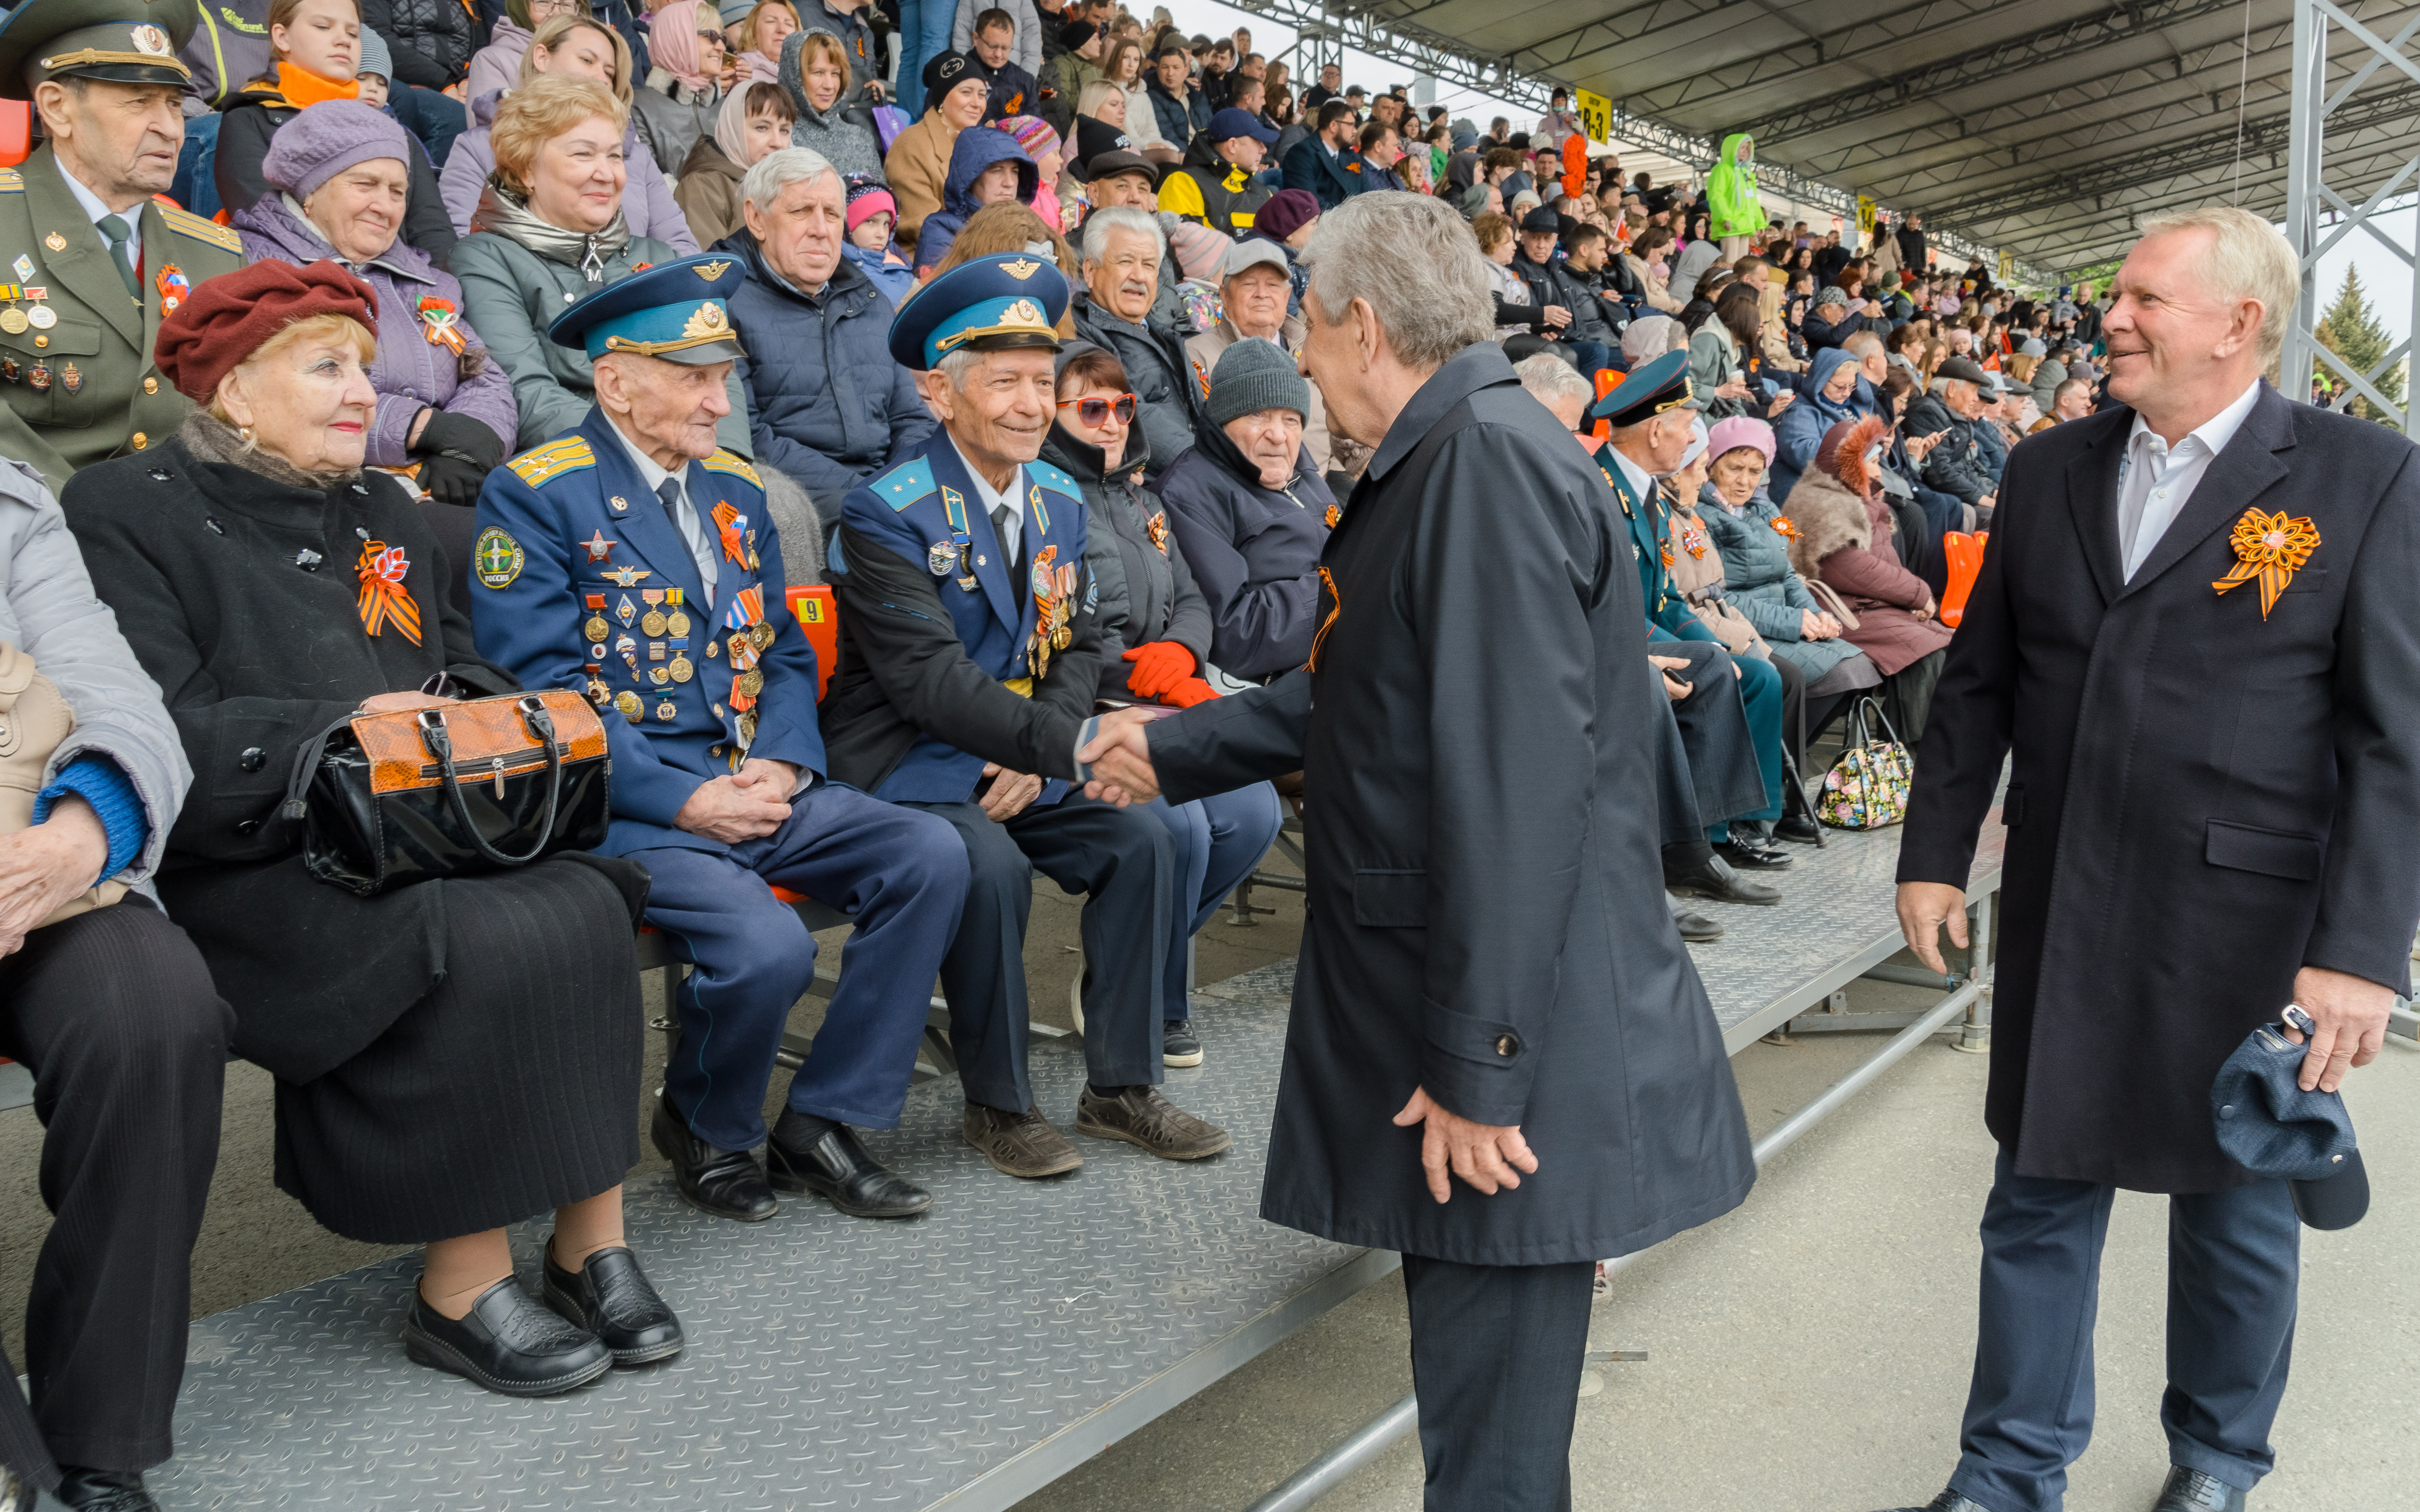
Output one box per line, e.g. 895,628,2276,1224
2318,265,2404,423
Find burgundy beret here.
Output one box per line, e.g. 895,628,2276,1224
154,259,379,404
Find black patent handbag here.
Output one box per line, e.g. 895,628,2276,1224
277,689,611,897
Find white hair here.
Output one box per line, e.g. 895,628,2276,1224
1080,204,1165,268
1299,192,1494,368
1513,352,1592,404
743,145,838,212
934,348,984,391
2134,205,2299,363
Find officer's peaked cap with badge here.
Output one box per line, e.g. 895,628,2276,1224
0,0,198,101
1588,349,1699,428
888,250,1067,372
548,251,749,366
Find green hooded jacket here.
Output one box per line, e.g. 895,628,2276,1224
1707,132,1764,241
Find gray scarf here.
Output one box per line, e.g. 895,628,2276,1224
469,175,631,283
181,411,362,491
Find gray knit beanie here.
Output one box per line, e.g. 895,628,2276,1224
1207,337,1311,427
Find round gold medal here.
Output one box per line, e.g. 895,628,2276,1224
655,699,677,721
752,622,776,649
613,690,642,721
669,654,694,683
0,307,25,335
640,609,668,637
583,615,609,643
665,610,691,636
737,669,764,698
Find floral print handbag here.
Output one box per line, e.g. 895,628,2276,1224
1816,696,1914,830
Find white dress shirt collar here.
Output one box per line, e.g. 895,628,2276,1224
2118,379,2262,579
949,435,1025,556
2125,379,2262,473
55,162,126,231
1604,443,1657,506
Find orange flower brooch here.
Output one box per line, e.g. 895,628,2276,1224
2212,507,2319,619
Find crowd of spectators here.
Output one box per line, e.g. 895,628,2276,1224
0,1,2132,1504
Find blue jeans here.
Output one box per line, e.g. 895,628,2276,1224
1567,338,1613,380
893,0,961,119
171,112,220,219
1948,1148,2299,1512
1148,785,1282,1021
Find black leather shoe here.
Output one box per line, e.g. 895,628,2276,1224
651,1093,777,1222
766,1115,934,1218
53,1468,158,1512
1665,853,1783,905
541,1241,684,1366
402,1278,613,1396
1716,839,1795,869
1773,813,1823,844
1673,907,1725,943
1872,1492,1992,1512
2152,1467,2248,1512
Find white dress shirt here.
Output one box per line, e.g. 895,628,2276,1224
603,416,720,603
2117,380,2262,581
950,435,1026,566
1604,443,1657,510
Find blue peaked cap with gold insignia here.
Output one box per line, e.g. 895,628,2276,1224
1588,349,1700,428
548,252,749,365
889,251,1068,371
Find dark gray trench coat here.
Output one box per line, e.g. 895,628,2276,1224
1150,343,1756,1266
1899,386,2420,1193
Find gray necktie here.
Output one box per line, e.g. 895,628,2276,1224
659,478,718,602
97,213,138,298
990,501,1021,576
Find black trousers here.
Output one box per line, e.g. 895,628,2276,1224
906,792,1172,1114
0,900,231,1487
1401,1253,1597,1512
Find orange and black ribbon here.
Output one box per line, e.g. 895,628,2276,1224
2212,507,2319,620
711,500,748,565
356,540,422,645
1306,565,1340,671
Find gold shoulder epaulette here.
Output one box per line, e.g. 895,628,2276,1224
508,436,597,487
157,203,240,253
0,170,23,195
701,450,763,489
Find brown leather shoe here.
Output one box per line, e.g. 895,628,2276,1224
963,1102,1084,1179
1076,1085,1233,1160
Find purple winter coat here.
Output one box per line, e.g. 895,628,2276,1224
438,89,701,253
232,194,519,467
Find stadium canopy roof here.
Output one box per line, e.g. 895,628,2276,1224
1232,0,2420,281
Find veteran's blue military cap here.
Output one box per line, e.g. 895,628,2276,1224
889,251,1068,372
0,0,199,99
548,251,748,365
1587,348,1699,429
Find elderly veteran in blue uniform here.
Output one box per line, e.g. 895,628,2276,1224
472,254,971,1226
821,252,1232,1180
1593,350,1789,908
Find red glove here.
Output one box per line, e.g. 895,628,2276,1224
1162,677,1220,708
1121,641,1196,700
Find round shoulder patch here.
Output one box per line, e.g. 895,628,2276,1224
474,526,525,589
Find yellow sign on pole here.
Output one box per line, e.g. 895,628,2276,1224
1855,195,1876,239
1997,249,2016,282
1574,88,1613,144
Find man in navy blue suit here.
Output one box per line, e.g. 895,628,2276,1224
472,254,970,1227
820,252,1232,1180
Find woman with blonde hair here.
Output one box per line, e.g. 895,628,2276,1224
454,76,750,449
921,201,1080,333
441,13,699,250
735,0,801,81
217,0,459,267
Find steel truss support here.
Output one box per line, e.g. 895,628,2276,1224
2284,0,2420,429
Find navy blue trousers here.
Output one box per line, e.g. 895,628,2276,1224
907,793,1171,1114
1401,1254,1597,1511
1148,785,1283,1020
639,781,969,1152
1950,1148,2300,1512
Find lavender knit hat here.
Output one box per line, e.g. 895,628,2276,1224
261,99,416,200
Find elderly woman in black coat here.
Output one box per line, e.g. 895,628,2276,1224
61,261,681,1400
1042,342,1281,1071
1151,338,1336,682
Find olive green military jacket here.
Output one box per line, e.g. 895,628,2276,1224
0,145,244,491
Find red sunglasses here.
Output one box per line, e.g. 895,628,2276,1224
1057,393,1138,426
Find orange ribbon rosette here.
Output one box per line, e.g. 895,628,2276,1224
355,540,422,645
1771,516,1800,539
2211,508,2319,620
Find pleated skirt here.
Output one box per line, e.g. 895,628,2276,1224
273,856,644,1244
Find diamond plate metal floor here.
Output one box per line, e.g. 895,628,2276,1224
152,997,1385,1512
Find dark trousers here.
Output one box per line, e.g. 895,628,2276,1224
641,781,969,1151
907,792,1171,1113
1147,785,1283,1019
0,901,230,1487
1401,1253,1597,1512
1949,1148,2300,1512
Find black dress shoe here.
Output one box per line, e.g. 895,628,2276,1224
1872,1492,1992,1512
53,1468,158,1512
1673,907,1725,942
1665,852,1783,905
2152,1467,2248,1512
1716,839,1795,869
766,1115,934,1218
542,1242,684,1366
401,1278,613,1396
651,1093,777,1222
1772,813,1823,844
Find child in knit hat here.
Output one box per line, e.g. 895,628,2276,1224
842,175,915,306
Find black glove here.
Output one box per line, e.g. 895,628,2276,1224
413,410,506,505
418,450,492,505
